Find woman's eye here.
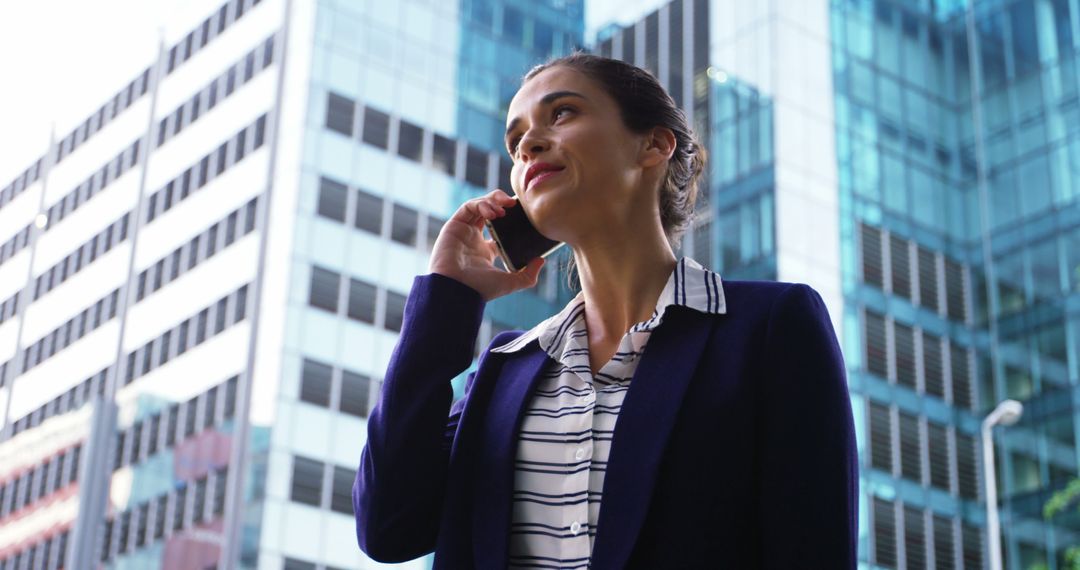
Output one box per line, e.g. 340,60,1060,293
554,106,573,120
509,137,521,154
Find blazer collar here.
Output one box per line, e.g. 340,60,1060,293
488,256,726,356
472,306,718,569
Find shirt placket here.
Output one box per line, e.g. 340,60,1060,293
561,327,594,559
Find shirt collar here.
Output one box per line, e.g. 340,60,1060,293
489,256,726,355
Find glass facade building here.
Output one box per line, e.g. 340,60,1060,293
593,0,1080,567
2,0,1079,568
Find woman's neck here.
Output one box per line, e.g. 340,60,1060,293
572,229,677,344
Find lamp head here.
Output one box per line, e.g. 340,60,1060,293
994,399,1024,426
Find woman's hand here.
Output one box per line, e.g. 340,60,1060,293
428,189,546,302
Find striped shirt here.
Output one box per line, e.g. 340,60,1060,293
490,256,726,569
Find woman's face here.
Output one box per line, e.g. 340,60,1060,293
504,65,651,244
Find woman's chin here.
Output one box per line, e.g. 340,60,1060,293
523,203,568,242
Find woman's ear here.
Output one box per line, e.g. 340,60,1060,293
639,126,677,169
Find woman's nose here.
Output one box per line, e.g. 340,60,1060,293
520,136,549,160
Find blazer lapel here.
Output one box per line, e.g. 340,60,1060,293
472,344,551,569
590,308,715,569
471,308,715,569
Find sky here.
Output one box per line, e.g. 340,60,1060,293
0,0,663,187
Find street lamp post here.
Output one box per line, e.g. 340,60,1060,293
982,399,1024,570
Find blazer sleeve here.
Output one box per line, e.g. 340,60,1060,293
758,283,859,569
353,272,486,563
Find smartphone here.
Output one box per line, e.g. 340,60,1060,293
484,194,566,272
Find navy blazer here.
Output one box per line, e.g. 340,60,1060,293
354,272,859,569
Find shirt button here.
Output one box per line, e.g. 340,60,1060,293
575,447,586,460
571,521,581,535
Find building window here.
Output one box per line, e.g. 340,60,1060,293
869,401,892,473
955,432,979,500
465,145,488,188
499,156,513,194
917,246,938,312
290,456,324,507
872,497,897,567
284,558,317,570
317,177,348,222
950,343,973,409
903,506,927,569
932,515,954,569
927,422,950,492
426,214,445,251
326,93,354,136
431,134,456,176
362,107,390,149
330,465,354,515
397,119,423,162
309,266,340,313
894,321,916,389
299,358,332,408
390,203,418,246
384,290,407,333
860,223,883,288
347,278,377,324
898,411,921,482
339,370,370,418
890,234,911,299
923,332,944,398
354,189,383,235
864,310,888,378
944,257,966,322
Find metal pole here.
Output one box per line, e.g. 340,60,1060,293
981,418,1002,570
981,400,1023,570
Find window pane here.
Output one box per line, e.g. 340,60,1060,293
426,214,444,250
397,119,423,162
498,155,513,194
465,145,487,187
354,189,383,235
890,234,911,299
299,359,332,408
865,310,888,378
860,223,884,288
330,465,354,515
362,106,390,149
309,266,340,313
431,134,456,176
347,278,377,324
290,456,323,507
894,321,916,388
923,332,944,398
390,203,418,246
326,92,354,136
340,369,370,417
903,506,927,569
869,401,892,473
927,422,950,491
898,411,921,482
284,558,317,570
317,177,348,222
384,290,407,332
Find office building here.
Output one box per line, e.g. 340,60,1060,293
0,0,582,568
595,0,1080,567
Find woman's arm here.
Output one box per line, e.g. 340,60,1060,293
758,283,859,569
352,272,486,563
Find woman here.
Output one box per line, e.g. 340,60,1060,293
353,53,858,569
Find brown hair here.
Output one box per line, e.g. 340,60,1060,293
521,51,707,293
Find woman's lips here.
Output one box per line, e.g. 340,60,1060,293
528,168,563,191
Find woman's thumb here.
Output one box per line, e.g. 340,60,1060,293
516,256,545,286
